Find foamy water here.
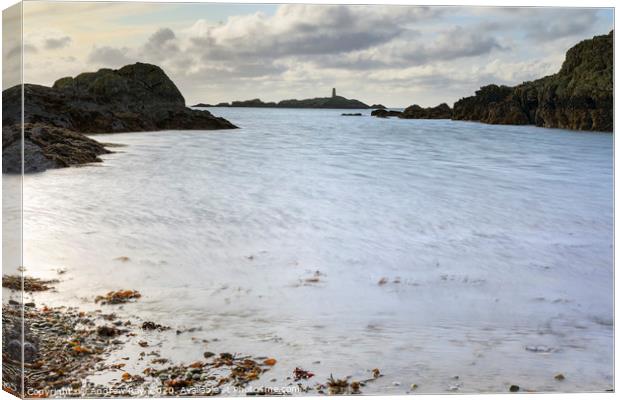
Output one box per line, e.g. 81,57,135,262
6,108,613,393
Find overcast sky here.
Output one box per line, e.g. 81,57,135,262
5,2,614,107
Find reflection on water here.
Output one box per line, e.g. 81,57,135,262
9,108,613,393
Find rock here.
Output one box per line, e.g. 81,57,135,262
2,62,237,173
370,104,386,109
400,103,452,119
97,325,121,337
341,113,363,116
371,109,402,118
7,340,38,363
3,123,111,173
509,385,520,392
554,374,565,381
191,103,213,107
453,31,612,132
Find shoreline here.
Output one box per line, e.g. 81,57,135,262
2,274,385,398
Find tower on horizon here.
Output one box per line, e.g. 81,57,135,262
332,88,336,98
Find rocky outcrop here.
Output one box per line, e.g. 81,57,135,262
3,63,237,133
191,103,213,107
2,123,111,173
370,104,386,109
400,103,452,119
452,31,613,132
2,62,237,173
371,109,403,118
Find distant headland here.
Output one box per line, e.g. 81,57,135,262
192,88,379,110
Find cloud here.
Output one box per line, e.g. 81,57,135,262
142,28,179,61
87,45,133,67
524,10,601,41
44,36,71,50
475,8,604,42
186,5,439,61
6,43,38,59
312,25,505,70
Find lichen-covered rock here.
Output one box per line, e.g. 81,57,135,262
400,103,452,119
452,31,613,132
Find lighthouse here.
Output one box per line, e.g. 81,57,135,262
332,88,336,98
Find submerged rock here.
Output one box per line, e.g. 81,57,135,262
452,31,613,132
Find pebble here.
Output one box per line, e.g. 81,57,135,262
509,384,520,392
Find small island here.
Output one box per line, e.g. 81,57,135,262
194,88,372,109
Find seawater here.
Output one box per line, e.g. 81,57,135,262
6,107,613,393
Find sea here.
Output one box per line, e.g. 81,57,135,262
3,107,613,393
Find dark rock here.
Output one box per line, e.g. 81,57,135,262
453,31,613,132
2,62,237,173
97,325,121,337
509,385,520,392
215,102,231,107
371,109,402,118
370,104,386,109
400,103,452,119
191,103,213,107
142,321,170,331
3,123,111,173
341,113,363,116
7,340,38,363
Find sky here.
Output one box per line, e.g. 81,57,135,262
3,2,614,107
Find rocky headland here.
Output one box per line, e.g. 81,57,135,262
452,31,613,131
194,95,370,109
2,63,237,173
